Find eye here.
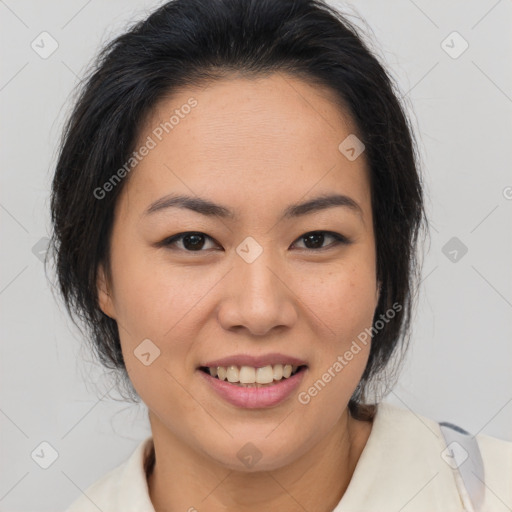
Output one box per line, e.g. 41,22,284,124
291,231,351,251
160,230,351,253
161,232,219,252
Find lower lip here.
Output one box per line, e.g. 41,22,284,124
197,367,307,409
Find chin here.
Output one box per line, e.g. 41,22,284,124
198,434,311,473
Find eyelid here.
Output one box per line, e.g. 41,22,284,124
160,230,352,252
291,231,352,251
159,231,220,252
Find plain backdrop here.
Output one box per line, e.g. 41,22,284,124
0,0,511,510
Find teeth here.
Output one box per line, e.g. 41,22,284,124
256,366,274,384
226,365,239,383
273,364,283,380
206,363,301,384
239,366,256,384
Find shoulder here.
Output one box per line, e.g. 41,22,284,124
475,431,512,510
477,429,512,464
64,436,155,512
375,401,512,511
64,464,125,512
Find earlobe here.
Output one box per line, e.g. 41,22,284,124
97,264,116,319
375,280,382,305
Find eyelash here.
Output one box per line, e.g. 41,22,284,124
160,230,351,253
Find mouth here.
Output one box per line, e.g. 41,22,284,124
198,364,308,388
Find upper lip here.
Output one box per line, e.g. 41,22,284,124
200,353,308,369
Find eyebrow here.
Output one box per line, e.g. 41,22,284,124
143,192,364,222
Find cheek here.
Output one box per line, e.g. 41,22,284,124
299,261,378,339
295,266,376,417
109,244,212,340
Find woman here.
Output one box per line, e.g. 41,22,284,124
49,0,511,510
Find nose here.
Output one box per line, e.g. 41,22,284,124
216,248,298,337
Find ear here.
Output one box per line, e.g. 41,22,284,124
97,263,116,319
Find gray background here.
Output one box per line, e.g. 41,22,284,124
1,0,511,510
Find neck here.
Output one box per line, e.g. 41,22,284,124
147,408,373,512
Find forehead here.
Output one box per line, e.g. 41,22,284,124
119,73,371,222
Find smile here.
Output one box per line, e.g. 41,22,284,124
197,365,308,408
199,364,307,387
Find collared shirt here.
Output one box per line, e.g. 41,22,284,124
64,401,512,511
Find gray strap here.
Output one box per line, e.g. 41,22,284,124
439,421,485,511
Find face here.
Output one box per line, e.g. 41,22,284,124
97,72,380,471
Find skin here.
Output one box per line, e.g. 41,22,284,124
97,72,380,512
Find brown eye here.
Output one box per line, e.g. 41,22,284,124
160,230,351,253
292,231,350,251
162,232,219,252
